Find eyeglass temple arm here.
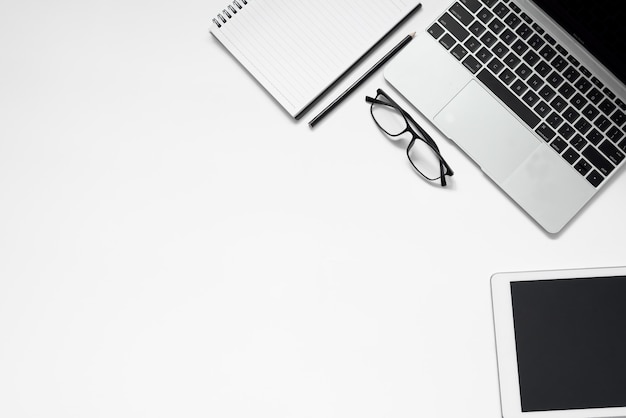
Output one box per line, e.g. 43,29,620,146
365,96,392,106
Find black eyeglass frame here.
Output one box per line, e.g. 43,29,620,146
366,88,454,186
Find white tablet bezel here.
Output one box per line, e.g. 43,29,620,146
491,266,626,418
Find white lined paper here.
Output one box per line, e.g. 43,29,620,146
210,0,421,118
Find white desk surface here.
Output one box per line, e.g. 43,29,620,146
1,1,624,417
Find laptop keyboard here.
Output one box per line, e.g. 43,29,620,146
428,0,626,187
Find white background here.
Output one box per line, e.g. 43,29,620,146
1,1,624,417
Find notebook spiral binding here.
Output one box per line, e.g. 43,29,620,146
212,0,248,28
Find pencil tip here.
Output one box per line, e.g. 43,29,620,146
410,32,416,38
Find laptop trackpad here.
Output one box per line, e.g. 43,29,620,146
384,34,472,120
434,80,540,183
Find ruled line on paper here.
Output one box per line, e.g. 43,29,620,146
211,0,421,116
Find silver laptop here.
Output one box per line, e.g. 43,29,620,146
385,0,626,233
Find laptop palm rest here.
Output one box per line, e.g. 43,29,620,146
434,80,540,183
386,34,598,233
435,81,594,232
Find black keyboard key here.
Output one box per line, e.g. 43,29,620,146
504,13,521,29
555,44,568,57
528,74,543,91
464,36,481,53
599,98,616,116
563,107,580,123
522,90,540,107
440,12,470,42
503,52,521,69
552,56,568,72
567,55,580,67
439,33,456,50
488,18,505,34
477,7,495,23
539,85,556,101
546,71,564,88
511,39,528,56
583,146,614,176
587,128,603,145
515,63,532,80
558,82,575,99
469,20,487,37
603,87,616,100
551,95,567,113
570,134,587,151
616,98,626,110
582,104,600,121
499,68,516,85
461,0,482,13
539,45,556,61
451,2,474,26
482,0,497,6
451,44,469,60
428,23,445,39
532,22,545,35
594,115,611,132
562,147,580,165
477,69,540,128
574,77,592,94
570,93,588,110
487,57,505,74
610,110,625,127
558,122,575,139
511,79,528,96
528,34,545,50
520,12,532,24
535,60,551,77
619,138,626,153
499,28,517,45
586,170,604,187
492,42,509,58
586,87,603,105
510,2,521,13
516,23,532,39
476,47,493,63
493,2,510,17
591,76,604,89
550,137,568,153
536,122,556,141
463,55,483,73
523,50,540,67
481,31,498,47
599,140,625,165
575,158,591,176
535,101,551,118
606,126,624,143
579,66,591,78
544,33,556,45
546,111,563,129
563,66,581,83
574,118,592,135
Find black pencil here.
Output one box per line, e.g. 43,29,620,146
308,32,416,128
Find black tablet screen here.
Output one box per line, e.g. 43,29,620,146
510,276,626,412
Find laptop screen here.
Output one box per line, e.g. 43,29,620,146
532,0,626,85
510,276,626,412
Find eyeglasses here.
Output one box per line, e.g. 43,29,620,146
366,88,454,186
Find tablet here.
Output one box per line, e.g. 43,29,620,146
491,267,626,418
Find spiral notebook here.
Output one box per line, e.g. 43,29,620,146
210,0,421,119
